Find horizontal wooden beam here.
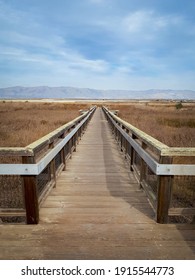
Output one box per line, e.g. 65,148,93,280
169,207,195,216
0,147,34,156
156,163,195,176
161,147,195,157
0,209,26,217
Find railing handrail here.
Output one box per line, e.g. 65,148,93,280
102,106,195,224
103,106,168,155
103,106,195,157
0,107,95,157
0,106,96,175
27,107,95,153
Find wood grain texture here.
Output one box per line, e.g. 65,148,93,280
0,108,195,260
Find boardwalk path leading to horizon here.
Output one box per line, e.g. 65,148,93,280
0,108,195,259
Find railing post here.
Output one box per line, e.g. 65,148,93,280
156,156,173,223
130,134,137,171
60,133,66,171
73,134,77,152
120,129,123,151
22,156,39,224
49,142,56,187
125,129,129,159
120,125,125,152
139,142,147,188
60,148,66,171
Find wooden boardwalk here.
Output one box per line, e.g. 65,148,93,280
0,108,195,259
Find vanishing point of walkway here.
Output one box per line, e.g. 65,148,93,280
0,108,195,259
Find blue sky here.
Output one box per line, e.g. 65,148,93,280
0,0,195,90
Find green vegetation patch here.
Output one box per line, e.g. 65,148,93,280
158,118,195,128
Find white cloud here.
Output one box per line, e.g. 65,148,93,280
122,10,184,35
123,11,153,33
0,39,109,75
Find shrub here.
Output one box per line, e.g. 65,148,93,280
175,101,183,110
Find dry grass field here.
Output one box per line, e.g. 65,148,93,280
1,100,194,148
0,101,90,147
105,101,195,147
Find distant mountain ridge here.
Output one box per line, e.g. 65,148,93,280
0,86,194,100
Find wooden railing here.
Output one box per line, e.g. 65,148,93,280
103,106,195,224
0,106,96,224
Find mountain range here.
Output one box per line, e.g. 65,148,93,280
0,86,194,100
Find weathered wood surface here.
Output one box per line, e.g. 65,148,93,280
0,108,195,260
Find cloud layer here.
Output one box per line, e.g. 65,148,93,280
0,0,195,90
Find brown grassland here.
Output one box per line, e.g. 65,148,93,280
0,101,90,147
105,101,195,147
0,100,194,148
